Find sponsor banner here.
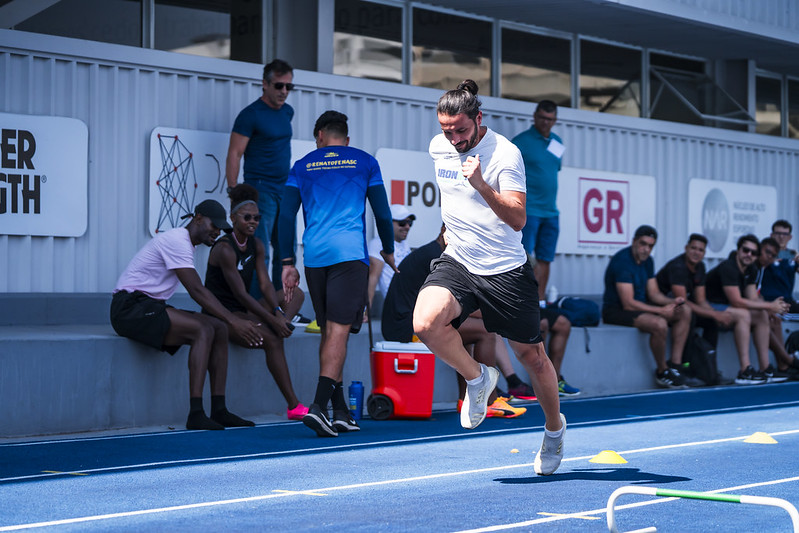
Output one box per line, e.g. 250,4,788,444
688,179,777,258
557,167,656,255
147,127,315,237
375,148,442,248
0,112,88,237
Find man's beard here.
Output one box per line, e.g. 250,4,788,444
455,120,480,153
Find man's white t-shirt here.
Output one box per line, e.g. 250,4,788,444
368,237,411,296
429,127,527,275
114,227,196,300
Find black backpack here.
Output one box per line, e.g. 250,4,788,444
682,331,718,386
785,330,799,355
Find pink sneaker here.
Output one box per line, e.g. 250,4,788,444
287,403,309,420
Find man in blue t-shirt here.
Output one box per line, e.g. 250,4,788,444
511,100,564,306
226,59,295,297
278,110,396,438
602,225,692,389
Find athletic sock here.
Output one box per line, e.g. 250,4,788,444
186,404,224,431
331,382,348,412
505,373,523,388
313,376,337,410
466,366,485,386
545,425,564,439
210,395,226,415
189,397,204,414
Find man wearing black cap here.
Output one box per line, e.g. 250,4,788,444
111,199,264,430
602,224,692,389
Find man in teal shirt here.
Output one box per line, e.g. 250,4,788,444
511,100,564,306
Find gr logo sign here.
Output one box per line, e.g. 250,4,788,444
578,177,629,244
702,188,729,253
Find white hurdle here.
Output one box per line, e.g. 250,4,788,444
607,485,799,533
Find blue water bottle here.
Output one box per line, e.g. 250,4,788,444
348,380,364,420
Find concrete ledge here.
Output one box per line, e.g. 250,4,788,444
1,323,461,437
3,293,798,437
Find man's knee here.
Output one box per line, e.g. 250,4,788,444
635,314,667,336
751,309,769,325
192,314,226,344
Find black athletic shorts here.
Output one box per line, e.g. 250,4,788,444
420,254,542,344
110,290,181,354
305,260,368,333
601,306,644,327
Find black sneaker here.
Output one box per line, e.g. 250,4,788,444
763,365,789,383
668,361,703,387
655,367,686,389
291,313,313,325
786,366,799,381
332,410,361,432
302,403,338,437
735,366,767,385
211,408,255,427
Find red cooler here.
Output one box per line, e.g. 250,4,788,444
367,341,436,420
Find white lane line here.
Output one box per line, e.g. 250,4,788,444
2,430,799,531
4,402,799,484
453,475,799,532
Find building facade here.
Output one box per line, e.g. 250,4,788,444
1,0,798,296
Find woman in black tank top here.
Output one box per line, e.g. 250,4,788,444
204,184,310,421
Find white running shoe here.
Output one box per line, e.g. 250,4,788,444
534,413,566,475
460,364,499,429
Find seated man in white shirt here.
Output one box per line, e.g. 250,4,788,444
366,204,415,315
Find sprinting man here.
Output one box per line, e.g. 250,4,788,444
413,79,565,476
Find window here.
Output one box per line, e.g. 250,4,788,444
580,40,641,117
789,79,799,139
334,0,403,83
154,1,234,60
756,76,782,136
501,29,571,106
14,0,141,47
412,9,491,95
649,53,706,125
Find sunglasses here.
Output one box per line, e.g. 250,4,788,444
740,247,758,256
270,82,295,91
395,219,413,228
240,213,261,222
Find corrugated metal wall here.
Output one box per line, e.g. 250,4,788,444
673,0,798,31
2,29,798,295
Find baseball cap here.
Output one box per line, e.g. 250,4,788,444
390,204,416,221
194,199,232,231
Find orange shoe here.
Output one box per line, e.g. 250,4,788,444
487,397,526,418
456,399,463,413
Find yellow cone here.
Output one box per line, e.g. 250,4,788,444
510,448,519,454
743,432,778,444
589,450,628,464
